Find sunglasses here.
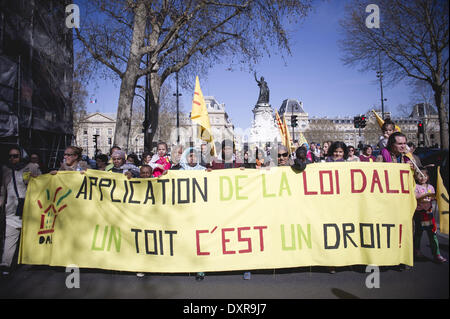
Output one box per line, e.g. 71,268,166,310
64,153,76,157
9,154,20,158
278,152,289,158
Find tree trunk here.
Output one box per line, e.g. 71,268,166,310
433,85,449,149
113,1,147,151
147,74,161,148
114,69,139,151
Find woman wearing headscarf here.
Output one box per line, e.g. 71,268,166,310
178,147,206,281
179,147,206,171
106,150,140,178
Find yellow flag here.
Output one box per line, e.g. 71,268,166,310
372,109,401,132
282,114,294,153
436,167,449,235
298,131,308,147
191,76,216,156
275,111,287,146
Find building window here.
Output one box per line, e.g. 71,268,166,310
108,128,113,135
83,129,88,135
95,128,100,135
83,137,88,146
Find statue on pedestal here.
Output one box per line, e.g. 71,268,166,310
254,72,269,105
249,72,279,146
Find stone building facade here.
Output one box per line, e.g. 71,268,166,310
75,98,441,159
278,98,441,149
75,96,234,157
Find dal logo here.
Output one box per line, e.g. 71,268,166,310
36,187,72,244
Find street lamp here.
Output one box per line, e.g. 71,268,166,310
173,71,182,143
376,54,386,119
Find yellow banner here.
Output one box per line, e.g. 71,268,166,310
436,167,449,235
19,163,416,273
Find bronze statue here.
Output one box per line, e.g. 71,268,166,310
254,72,269,105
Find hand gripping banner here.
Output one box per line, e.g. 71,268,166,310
19,163,416,273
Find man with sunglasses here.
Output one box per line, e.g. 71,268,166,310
277,145,292,167
0,146,41,276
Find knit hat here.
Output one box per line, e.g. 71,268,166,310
112,150,126,159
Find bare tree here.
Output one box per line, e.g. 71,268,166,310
74,0,313,151
339,0,449,149
72,53,89,143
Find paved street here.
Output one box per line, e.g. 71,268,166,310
0,234,447,300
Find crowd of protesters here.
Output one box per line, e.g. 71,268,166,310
0,117,447,278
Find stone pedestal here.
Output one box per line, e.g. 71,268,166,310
249,103,280,146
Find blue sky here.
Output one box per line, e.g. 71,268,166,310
86,1,413,131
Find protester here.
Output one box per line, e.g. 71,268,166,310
376,132,412,165
359,145,376,162
291,146,310,171
106,150,140,178
378,118,396,150
326,141,348,162
133,163,154,278
413,168,447,263
150,142,171,177
207,140,248,279
29,153,47,174
407,142,423,168
105,146,121,171
376,132,414,270
95,154,109,171
169,145,184,170
180,148,206,171
139,165,153,178
140,151,152,166
50,146,89,174
277,145,294,167
176,147,208,280
307,143,319,163
208,139,243,169
255,147,267,169
200,143,212,167
320,141,331,162
127,153,140,167
0,146,41,275
243,150,251,168
346,145,360,162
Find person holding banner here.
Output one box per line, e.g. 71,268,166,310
277,145,294,167
376,132,412,166
346,146,360,162
180,148,206,171
326,141,348,162
178,147,207,280
413,168,447,263
291,146,310,171
0,146,41,276
170,145,184,170
207,139,251,280
208,139,243,170
50,146,89,173
107,150,140,178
